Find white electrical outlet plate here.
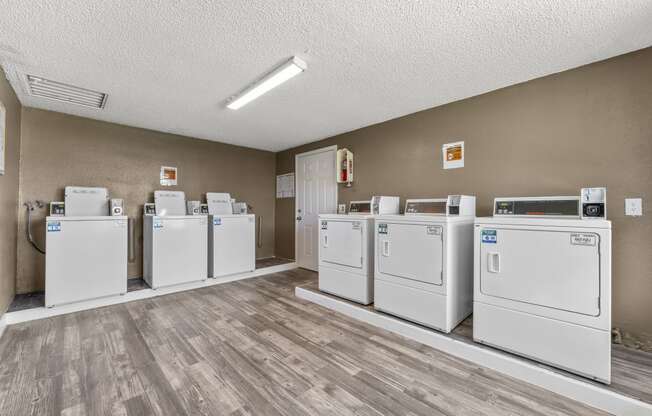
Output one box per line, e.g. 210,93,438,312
338,204,346,214
625,198,643,216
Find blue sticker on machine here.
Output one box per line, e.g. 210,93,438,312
214,218,221,225
481,229,497,243
153,220,163,229
47,221,61,232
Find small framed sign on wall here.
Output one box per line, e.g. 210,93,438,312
442,141,464,169
0,100,5,175
160,166,178,186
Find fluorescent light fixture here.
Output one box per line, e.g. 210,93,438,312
227,56,306,110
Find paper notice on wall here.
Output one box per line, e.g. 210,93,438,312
160,166,178,186
276,173,295,198
442,141,464,169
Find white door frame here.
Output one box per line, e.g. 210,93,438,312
295,145,338,269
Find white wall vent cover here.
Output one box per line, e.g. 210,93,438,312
24,75,107,109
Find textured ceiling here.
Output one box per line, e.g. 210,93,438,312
1,1,651,151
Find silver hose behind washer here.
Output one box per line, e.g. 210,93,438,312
24,201,45,254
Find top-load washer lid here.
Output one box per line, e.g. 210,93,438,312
348,200,371,214
64,186,109,216
494,196,580,217
154,190,186,216
206,192,233,215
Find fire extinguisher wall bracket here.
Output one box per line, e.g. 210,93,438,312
336,148,354,187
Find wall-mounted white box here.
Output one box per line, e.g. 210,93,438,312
625,198,643,216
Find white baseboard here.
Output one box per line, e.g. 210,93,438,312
2,262,297,326
295,286,651,416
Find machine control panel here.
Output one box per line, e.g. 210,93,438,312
144,203,156,216
370,196,400,215
405,195,475,216
405,199,447,214
348,200,371,213
110,199,124,216
232,202,250,214
186,200,201,215
50,201,65,216
206,192,233,215
494,197,580,217
581,187,606,219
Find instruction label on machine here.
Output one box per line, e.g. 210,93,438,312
153,220,163,229
213,218,222,226
481,229,497,243
352,221,361,230
378,223,388,234
47,221,61,232
321,221,327,230
426,226,441,235
570,233,596,246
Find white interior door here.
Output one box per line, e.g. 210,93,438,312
296,147,337,270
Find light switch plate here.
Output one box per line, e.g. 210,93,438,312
338,204,346,214
625,198,643,216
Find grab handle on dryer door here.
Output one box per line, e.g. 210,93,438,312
382,240,390,257
323,234,328,248
487,252,500,273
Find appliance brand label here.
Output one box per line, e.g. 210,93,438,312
321,221,328,230
426,226,441,235
214,218,221,226
481,229,497,243
570,233,596,246
352,221,361,230
47,221,61,232
378,223,388,234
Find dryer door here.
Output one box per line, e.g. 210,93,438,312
320,220,363,268
479,227,600,316
377,222,443,285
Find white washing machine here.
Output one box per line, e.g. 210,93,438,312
206,192,255,278
143,191,207,289
318,197,400,305
473,190,612,383
374,196,476,332
45,186,127,307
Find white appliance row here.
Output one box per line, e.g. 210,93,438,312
143,191,255,289
45,188,255,307
317,189,612,384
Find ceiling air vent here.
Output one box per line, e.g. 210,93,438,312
25,75,107,109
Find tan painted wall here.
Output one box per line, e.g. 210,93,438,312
0,72,21,314
276,47,652,340
17,108,276,293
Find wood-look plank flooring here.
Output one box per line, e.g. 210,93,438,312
299,277,652,405
0,268,607,415
255,257,294,268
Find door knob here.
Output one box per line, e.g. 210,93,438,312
296,216,302,221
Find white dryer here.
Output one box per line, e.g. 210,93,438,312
206,192,255,278
374,196,475,332
143,191,207,289
318,197,399,304
473,190,612,383
45,186,127,307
